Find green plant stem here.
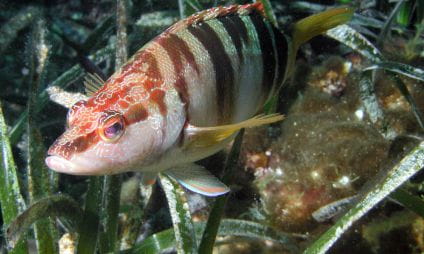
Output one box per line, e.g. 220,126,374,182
125,219,301,254
358,72,397,139
377,0,406,46
390,188,424,217
26,19,56,254
161,175,197,254
0,100,28,254
76,177,103,254
198,130,244,254
389,74,424,130
99,175,122,253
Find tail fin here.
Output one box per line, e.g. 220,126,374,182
285,7,354,79
292,7,354,51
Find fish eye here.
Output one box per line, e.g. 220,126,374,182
67,100,87,127
98,111,125,143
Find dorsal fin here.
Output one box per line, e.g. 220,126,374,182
84,73,105,96
165,3,265,35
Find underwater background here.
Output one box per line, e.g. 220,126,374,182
0,0,424,253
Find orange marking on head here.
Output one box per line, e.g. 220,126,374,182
48,130,99,160
118,100,130,109
125,103,149,124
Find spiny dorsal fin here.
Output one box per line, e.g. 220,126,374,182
84,73,105,96
165,3,265,34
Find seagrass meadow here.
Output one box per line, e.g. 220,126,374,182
0,0,424,253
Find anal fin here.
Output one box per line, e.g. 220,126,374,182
164,164,229,197
184,113,284,149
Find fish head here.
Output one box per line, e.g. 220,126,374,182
45,87,166,175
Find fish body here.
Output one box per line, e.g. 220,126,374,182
46,3,353,196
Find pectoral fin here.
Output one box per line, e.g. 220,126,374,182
184,114,284,149
164,164,229,197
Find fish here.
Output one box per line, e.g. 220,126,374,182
45,3,353,196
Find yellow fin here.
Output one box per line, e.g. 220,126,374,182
84,73,105,96
292,7,354,50
285,7,354,81
184,114,284,148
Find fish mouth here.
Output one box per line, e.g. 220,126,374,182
45,155,78,174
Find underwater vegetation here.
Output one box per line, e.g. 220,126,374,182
0,0,424,253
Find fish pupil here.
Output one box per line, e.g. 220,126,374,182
105,122,122,138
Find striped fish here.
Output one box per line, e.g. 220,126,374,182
45,3,353,196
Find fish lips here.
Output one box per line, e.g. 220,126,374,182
45,155,78,174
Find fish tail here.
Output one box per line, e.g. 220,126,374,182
286,7,354,81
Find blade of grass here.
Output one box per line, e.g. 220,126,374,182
26,19,56,254
198,130,244,254
99,175,123,253
124,219,302,254
215,219,302,252
178,0,185,19
98,1,126,252
417,0,424,23
76,177,103,254
364,61,424,82
390,188,424,218
0,100,28,254
358,71,397,139
179,0,202,18
389,73,424,130
304,141,424,254
351,13,387,30
160,175,197,254
326,24,383,63
377,0,406,46
185,0,202,15
396,1,412,26
6,195,82,248
121,226,175,254
289,1,327,13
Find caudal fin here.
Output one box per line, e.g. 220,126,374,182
285,7,354,80
292,7,354,51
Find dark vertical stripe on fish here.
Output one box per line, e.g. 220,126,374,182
249,13,276,95
159,34,200,76
229,15,249,45
217,15,245,63
157,34,200,106
135,51,162,79
188,22,235,123
272,26,288,88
